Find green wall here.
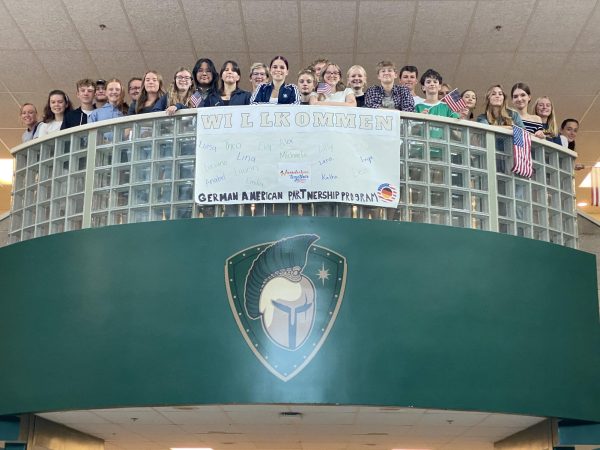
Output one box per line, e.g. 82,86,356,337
0,218,598,420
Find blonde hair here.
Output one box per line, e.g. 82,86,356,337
346,65,367,88
534,96,558,137
167,67,194,108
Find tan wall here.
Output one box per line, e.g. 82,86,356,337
495,419,556,450
0,213,9,248
578,212,600,308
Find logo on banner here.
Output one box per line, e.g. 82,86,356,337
376,182,398,202
225,235,347,381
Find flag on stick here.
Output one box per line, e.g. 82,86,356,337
441,89,467,113
512,125,533,178
592,165,600,206
316,82,333,96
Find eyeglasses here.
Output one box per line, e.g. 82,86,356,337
251,72,267,77
324,71,341,76
176,76,192,81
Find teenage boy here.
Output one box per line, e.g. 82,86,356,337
399,65,424,105
364,61,414,112
94,79,108,108
414,69,461,118
560,118,579,151
61,79,96,129
297,69,318,105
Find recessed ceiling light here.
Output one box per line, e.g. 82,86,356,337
577,201,588,206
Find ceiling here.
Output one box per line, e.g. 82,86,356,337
0,0,598,217
35,405,547,450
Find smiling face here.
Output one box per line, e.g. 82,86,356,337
77,84,95,107
462,90,477,109
20,104,37,127
49,94,66,116
511,88,530,110
270,59,289,82
438,85,450,100
144,72,160,94
423,77,440,96
196,62,213,87
322,64,341,87
561,121,579,142
175,70,193,91
535,98,552,119
297,73,316,94
347,68,366,91
250,66,268,89
399,70,418,92
377,66,397,85
106,81,122,106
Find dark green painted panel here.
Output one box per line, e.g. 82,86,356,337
0,416,20,440
0,218,598,420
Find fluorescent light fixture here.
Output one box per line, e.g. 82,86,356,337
578,201,588,207
0,159,13,185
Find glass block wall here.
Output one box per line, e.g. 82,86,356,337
8,111,578,248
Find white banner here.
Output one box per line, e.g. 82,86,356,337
194,105,401,207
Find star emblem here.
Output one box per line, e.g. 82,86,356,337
316,263,330,286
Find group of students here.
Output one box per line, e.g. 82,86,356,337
19,56,580,151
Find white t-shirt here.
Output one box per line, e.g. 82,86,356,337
36,120,63,137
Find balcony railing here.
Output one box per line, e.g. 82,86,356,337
7,107,578,248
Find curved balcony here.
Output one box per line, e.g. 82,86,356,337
8,106,578,248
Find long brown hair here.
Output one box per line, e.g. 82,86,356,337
136,70,166,114
484,85,514,126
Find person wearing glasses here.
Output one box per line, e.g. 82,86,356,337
249,62,270,91
250,56,300,105
203,60,251,107
154,67,195,115
127,77,142,103
309,62,356,107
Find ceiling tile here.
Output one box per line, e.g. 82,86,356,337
0,1,30,50
520,0,596,52
0,129,26,152
357,1,416,53
301,1,356,53
551,95,595,124
411,1,476,53
577,3,600,51
554,52,600,95
248,52,302,78
63,0,136,52
353,52,407,85
408,53,462,88
242,1,300,53
88,51,147,84
0,50,54,92
453,52,514,95
181,0,246,53
503,52,569,94
142,51,198,82
3,0,85,50
122,0,194,52
464,0,535,52
36,50,100,93
0,94,23,128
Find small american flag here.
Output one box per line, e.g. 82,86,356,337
592,166,600,206
512,125,533,178
441,89,467,113
190,92,202,108
316,82,333,96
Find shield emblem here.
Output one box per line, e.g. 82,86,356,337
225,234,347,381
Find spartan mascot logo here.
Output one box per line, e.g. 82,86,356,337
225,234,347,381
